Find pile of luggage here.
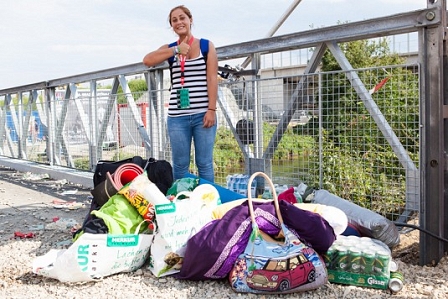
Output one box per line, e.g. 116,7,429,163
32,156,403,294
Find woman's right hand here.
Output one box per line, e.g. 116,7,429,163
177,36,190,56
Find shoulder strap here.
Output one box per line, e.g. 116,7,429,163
167,41,178,67
200,38,209,64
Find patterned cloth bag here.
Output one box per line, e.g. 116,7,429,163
229,172,327,294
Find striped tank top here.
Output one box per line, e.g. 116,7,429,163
168,53,208,116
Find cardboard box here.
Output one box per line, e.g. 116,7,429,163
328,269,389,290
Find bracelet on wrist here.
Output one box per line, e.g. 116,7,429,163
208,108,217,111
172,47,176,56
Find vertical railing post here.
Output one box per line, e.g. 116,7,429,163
419,0,447,265
89,80,99,170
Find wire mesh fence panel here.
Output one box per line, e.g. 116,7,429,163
209,64,419,223
314,65,419,222
0,63,420,223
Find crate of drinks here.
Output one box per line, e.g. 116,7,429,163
324,235,403,292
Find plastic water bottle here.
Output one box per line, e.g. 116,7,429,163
226,175,236,191
226,174,257,197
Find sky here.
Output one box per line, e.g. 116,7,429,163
0,0,428,90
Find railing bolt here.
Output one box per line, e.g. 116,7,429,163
426,11,436,21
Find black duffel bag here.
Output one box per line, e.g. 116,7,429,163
93,156,173,195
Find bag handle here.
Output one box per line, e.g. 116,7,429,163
172,191,194,203
134,219,154,234
143,157,156,171
247,172,284,225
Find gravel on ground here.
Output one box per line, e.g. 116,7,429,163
0,166,447,299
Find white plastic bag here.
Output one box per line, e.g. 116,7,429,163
32,222,153,283
148,187,218,277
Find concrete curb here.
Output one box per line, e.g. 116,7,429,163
0,156,93,188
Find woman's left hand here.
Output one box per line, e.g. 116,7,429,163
203,110,216,128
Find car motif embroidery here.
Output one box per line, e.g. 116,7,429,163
245,253,316,291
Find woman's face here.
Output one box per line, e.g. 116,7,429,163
170,8,191,36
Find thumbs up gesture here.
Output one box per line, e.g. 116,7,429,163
178,36,191,56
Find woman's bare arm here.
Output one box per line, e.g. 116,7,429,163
143,44,173,67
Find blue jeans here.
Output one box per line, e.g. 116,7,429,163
167,112,217,182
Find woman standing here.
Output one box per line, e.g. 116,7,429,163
143,5,218,182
